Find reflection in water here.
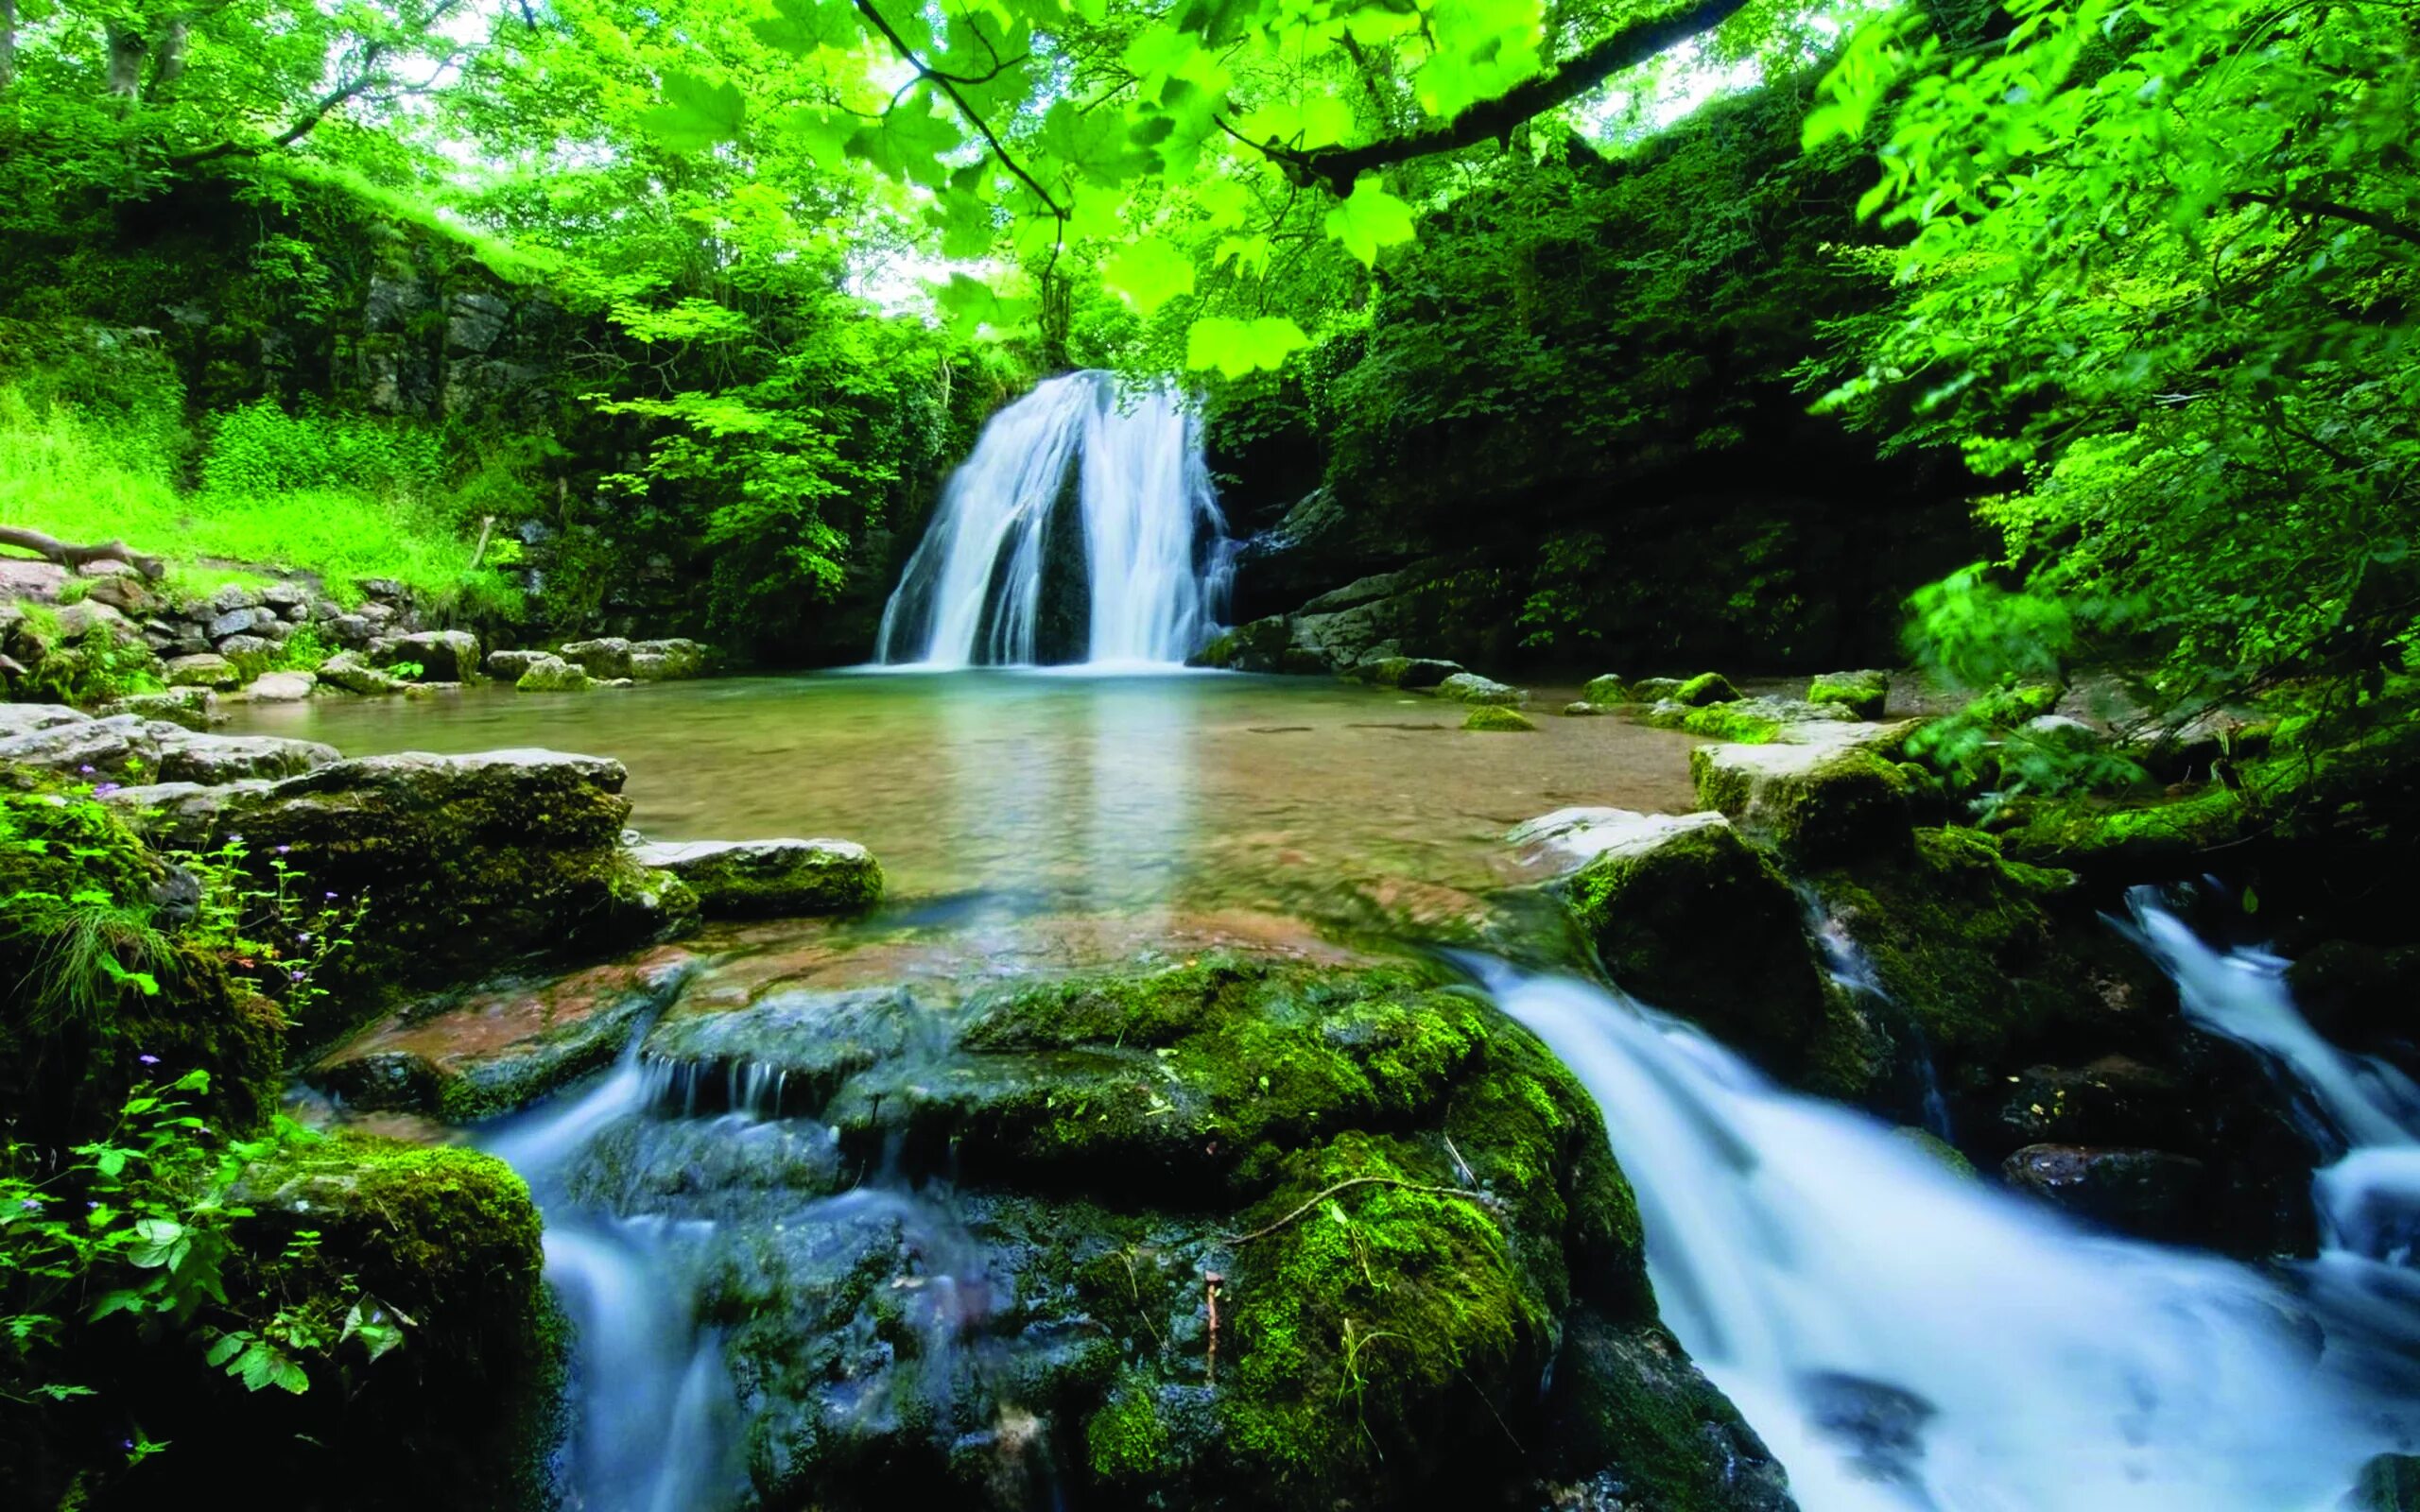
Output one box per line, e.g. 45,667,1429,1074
223,670,1701,920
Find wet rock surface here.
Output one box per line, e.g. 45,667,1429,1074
631,837,885,919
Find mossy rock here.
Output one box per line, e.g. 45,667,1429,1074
1964,682,2062,729
1806,668,1890,720
514,653,593,692
1803,827,2132,1089
1188,616,1294,672
1433,671,1525,706
1692,743,1915,864
1675,672,1741,707
629,836,882,919
1581,674,1635,705
1563,814,1829,1075
1463,705,1537,732
1996,784,2249,876
611,951,1780,1510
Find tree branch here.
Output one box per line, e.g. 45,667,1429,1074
168,43,391,165
2233,190,2420,250
849,0,1065,221
1253,0,1757,193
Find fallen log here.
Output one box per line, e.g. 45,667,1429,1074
0,526,165,579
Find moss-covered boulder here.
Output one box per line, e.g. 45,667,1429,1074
628,836,882,919
1563,813,1828,1074
1806,668,1890,719
1463,705,1536,731
589,952,1780,1512
1996,784,2250,876
1187,616,1295,672
514,653,593,692
1581,673,1635,704
1692,743,1915,864
485,648,551,681
105,749,693,1043
1355,654,1464,689
1675,672,1741,707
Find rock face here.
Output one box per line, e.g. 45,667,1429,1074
105,748,696,1041
498,950,1785,1512
630,836,882,918
313,949,700,1119
1563,813,1828,1075
389,627,482,681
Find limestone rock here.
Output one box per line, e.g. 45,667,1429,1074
1510,807,1730,873
630,638,709,679
630,836,883,918
208,605,276,642
1433,671,1525,706
515,654,592,692
241,670,317,702
98,688,221,730
153,731,337,784
1356,654,1464,689
484,648,550,681
559,636,634,679
324,613,375,647
216,634,277,659
1806,669,1891,720
317,650,407,696
391,628,481,681
0,702,94,738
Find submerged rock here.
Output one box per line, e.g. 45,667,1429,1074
1463,704,1537,731
314,948,700,1119
2001,1143,2214,1244
630,836,882,918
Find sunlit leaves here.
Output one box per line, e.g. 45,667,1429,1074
1184,314,1309,377
750,0,864,56
844,92,962,189
1102,237,1197,314
1323,174,1416,266
1036,99,1155,188
638,71,746,152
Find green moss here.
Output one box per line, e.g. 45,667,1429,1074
1581,674,1633,704
1965,681,2062,728
1463,705,1537,731
1997,783,2248,873
1675,672,1741,706
1677,703,1780,742
514,658,592,692
1086,1369,1174,1482
1807,668,1890,719
1806,827,2129,1080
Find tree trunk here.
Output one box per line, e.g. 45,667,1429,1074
0,527,166,579
107,26,147,99
152,19,189,94
1,0,17,92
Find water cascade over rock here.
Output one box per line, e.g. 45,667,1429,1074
877,370,1230,668
1484,942,2420,1511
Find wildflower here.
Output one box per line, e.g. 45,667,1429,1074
138,1054,160,1066
94,782,121,796
19,1197,41,1211
288,968,307,983
324,891,338,901
275,844,291,855
296,932,313,945
78,764,95,775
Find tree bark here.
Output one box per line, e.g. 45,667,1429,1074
1,0,18,92
1260,0,1759,191
106,26,148,98
153,18,190,94
0,528,167,579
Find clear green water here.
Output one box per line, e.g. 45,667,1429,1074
225,670,1701,925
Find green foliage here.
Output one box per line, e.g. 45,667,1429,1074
1812,0,2420,723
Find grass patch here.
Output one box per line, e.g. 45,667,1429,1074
0,385,523,614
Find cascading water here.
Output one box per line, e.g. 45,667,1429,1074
1482,952,2420,1510
876,370,1230,668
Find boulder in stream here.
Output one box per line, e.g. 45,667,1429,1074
629,836,882,918
1432,670,1525,705
1692,742,1915,864
515,652,593,692
1806,668,1891,719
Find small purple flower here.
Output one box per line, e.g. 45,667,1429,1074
296,932,313,944
138,1054,160,1067
275,844,291,855
324,891,338,901
78,764,95,775
288,968,307,983
94,782,120,796
18,1197,40,1211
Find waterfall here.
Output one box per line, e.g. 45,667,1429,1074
1480,957,2420,1510
876,370,1230,669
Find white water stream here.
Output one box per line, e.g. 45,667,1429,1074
1485,892,2420,1510
876,370,1229,668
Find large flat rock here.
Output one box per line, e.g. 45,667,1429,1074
629,836,881,919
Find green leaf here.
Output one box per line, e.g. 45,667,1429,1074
844,94,962,190
638,72,747,154
1322,175,1417,266
1037,99,1153,188
750,0,862,55
1102,238,1198,315
1184,315,1310,378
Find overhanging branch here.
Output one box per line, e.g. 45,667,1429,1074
1252,0,1758,193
